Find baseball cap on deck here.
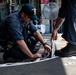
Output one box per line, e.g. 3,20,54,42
20,3,39,20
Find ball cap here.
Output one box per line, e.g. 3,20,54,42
21,3,39,20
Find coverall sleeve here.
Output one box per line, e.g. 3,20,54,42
28,21,37,34
6,16,24,42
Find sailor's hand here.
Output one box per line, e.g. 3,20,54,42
43,43,51,52
51,29,58,41
32,53,42,59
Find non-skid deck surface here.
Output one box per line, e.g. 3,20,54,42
0,57,65,75
0,57,76,75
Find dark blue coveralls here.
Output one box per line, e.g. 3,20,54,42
0,12,38,59
59,0,76,45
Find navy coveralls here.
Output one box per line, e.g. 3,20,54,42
59,0,76,45
0,12,38,59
